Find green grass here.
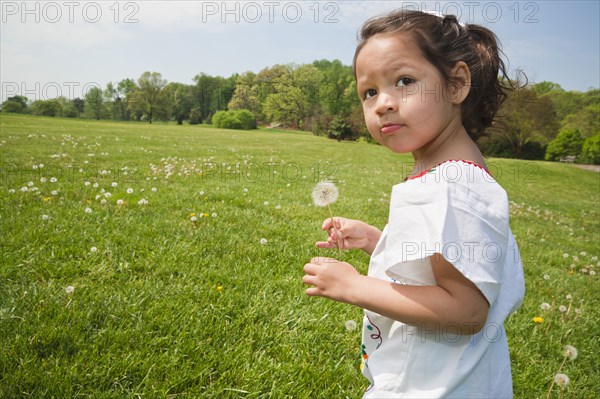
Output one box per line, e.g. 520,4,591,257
1,113,598,398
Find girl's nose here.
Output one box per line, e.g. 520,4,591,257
375,92,397,115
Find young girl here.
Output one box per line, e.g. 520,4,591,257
302,9,525,398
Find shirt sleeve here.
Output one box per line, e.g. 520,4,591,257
384,175,510,307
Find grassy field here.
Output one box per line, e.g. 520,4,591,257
1,113,598,398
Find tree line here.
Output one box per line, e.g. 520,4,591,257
1,61,598,164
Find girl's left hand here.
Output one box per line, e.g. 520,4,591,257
302,257,361,303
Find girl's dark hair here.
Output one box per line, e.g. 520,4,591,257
353,10,513,139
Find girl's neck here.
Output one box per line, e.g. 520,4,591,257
409,122,485,177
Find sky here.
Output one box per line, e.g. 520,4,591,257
1,0,599,102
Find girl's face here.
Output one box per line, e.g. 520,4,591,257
355,33,463,156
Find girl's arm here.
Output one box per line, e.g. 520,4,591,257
302,254,489,334
316,217,382,255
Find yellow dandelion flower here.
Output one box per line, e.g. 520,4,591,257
43,196,52,202
216,285,223,291
190,213,196,217
533,316,544,323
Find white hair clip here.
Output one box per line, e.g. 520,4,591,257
421,9,465,27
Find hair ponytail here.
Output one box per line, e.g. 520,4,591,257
461,24,512,138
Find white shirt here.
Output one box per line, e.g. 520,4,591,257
361,160,525,398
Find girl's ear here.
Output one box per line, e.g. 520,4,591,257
448,61,471,104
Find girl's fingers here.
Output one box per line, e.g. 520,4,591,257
322,217,342,231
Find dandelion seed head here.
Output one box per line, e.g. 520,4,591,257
540,302,551,311
543,274,550,280
84,207,92,214
563,345,578,360
345,320,357,331
260,238,268,245
127,188,134,194
554,373,570,387
566,294,573,301
312,181,339,207
41,214,49,221
559,305,567,312
65,286,75,294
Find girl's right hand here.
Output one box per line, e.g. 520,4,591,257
316,217,380,254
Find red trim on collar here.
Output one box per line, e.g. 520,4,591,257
405,159,491,181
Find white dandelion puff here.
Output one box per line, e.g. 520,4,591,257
312,181,341,257
126,188,134,194
540,302,551,311
138,198,148,205
559,305,567,313
260,238,268,245
41,214,49,221
312,181,339,207
553,373,570,387
345,320,357,331
65,286,75,294
84,207,92,214
563,345,578,360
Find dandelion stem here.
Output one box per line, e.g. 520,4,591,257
327,204,342,258
546,354,568,399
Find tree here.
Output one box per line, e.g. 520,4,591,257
490,86,559,158
129,72,169,123
164,82,193,125
117,79,137,120
263,64,322,129
191,73,237,123
212,109,256,130
84,87,104,120
545,129,584,161
72,98,85,116
1,95,28,113
30,99,63,117
561,104,600,138
579,134,600,164
228,72,262,119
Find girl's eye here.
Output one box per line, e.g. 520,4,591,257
396,77,415,87
364,88,377,100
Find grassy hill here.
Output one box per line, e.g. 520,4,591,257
1,113,598,398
